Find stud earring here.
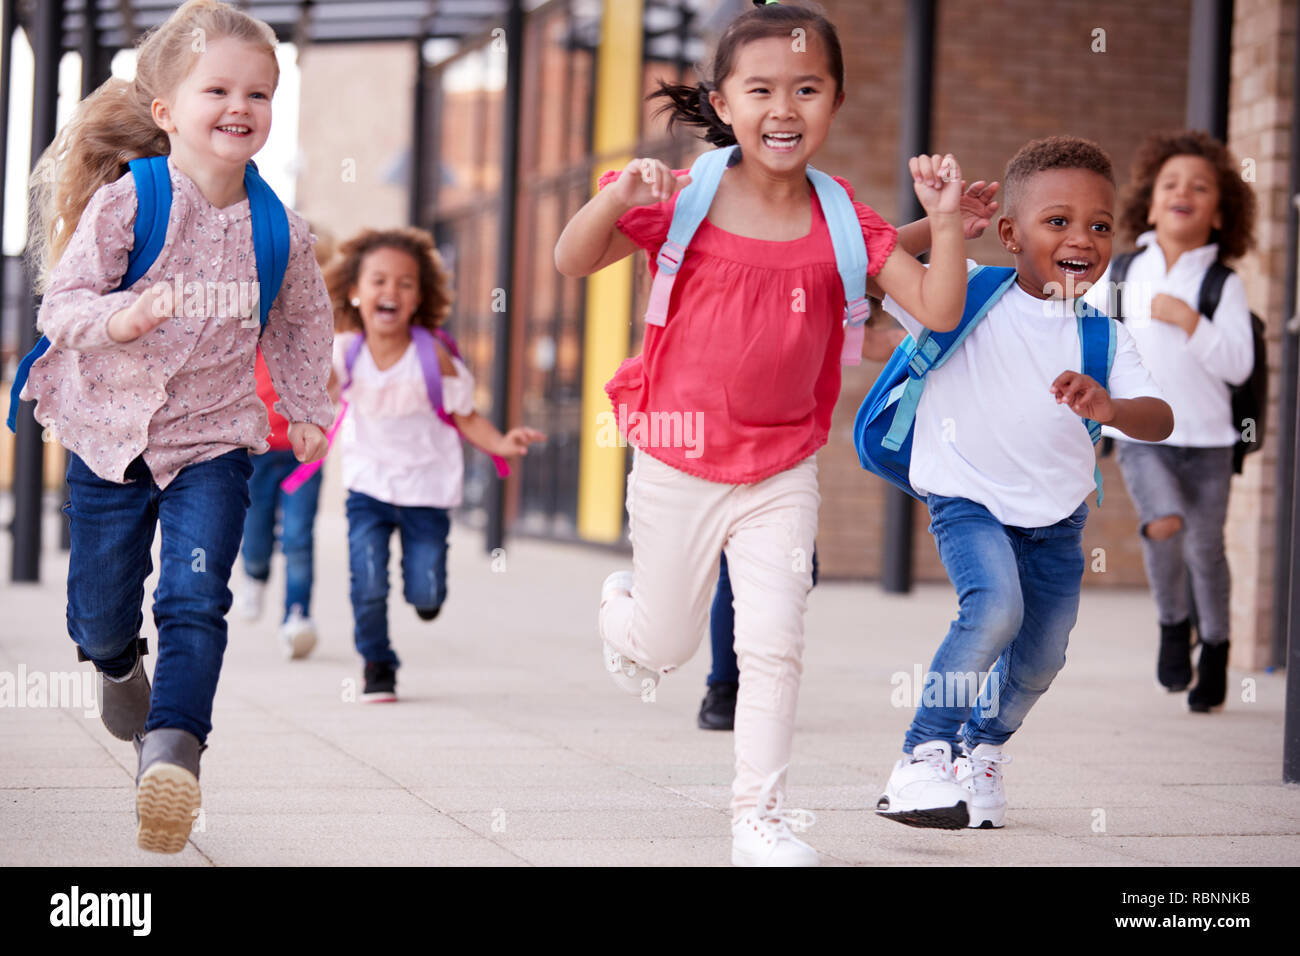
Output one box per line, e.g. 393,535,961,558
1011,246,1020,253
350,297,361,307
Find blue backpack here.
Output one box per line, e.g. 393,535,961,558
852,265,1117,504
7,156,290,433
645,144,872,365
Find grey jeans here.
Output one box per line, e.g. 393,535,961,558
1113,441,1234,644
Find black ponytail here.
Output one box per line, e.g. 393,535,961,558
650,80,737,148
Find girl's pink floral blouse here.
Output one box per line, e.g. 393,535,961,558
22,157,335,487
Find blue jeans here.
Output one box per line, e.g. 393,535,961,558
904,494,1087,754
346,490,450,667
240,448,322,620
64,450,253,744
707,547,819,686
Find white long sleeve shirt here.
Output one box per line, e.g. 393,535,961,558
1085,232,1254,447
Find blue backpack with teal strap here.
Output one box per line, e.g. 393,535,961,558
6,156,290,432
852,265,1118,504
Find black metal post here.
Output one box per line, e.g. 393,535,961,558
882,0,935,594
11,0,62,582
1280,10,1300,785
0,0,16,356
1185,0,1233,138
485,0,523,554
408,40,426,226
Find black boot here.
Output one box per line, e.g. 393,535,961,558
1157,619,1193,691
697,682,737,731
1188,640,1229,713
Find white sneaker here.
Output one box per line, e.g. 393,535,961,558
234,573,266,622
277,606,318,661
954,743,1010,829
599,571,660,696
876,740,970,829
731,770,819,867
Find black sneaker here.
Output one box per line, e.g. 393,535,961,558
362,661,397,703
697,682,737,731
1188,640,1229,713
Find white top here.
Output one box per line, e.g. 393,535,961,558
1084,232,1253,447
332,331,477,508
883,262,1163,528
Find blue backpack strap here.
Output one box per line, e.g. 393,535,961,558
644,145,737,327
1076,299,1117,505
243,161,290,333
7,157,173,432
881,266,1017,451
806,165,870,366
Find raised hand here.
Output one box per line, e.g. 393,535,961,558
107,282,172,343
1050,371,1114,424
909,153,963,218
614,158,693,207
958,179,1000,239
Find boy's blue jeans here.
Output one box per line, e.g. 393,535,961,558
346,490,450,668
64,450,253,744
240,448,322,621
904,494,1087,755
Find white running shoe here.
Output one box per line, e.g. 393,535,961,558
599,571,660,696
277,606,318,661
234,573,266,622
876,740,970,829
731,770,819,867
954,743,1010,829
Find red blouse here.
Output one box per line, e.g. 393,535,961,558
598,168,898,484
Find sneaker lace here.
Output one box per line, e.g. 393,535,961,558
913,743,958,780
968,751,1011,794
755,768,816,835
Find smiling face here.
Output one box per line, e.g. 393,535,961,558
1147,154,1221,246
154,36,275,172
999,168,1116,299
350,246,422,338
707,34,842,175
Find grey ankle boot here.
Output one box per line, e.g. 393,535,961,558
98,654,151,741
133,728,205,854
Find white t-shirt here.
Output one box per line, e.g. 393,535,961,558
882,262,1163,528
333,332,477,508
1083,233,1254,447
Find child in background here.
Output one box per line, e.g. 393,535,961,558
324,227,544,703
872,137,1172,831
1085,130,1257,712
556,2,970,865
235,227,338,660
18,0,332,852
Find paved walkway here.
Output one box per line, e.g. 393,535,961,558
1,478,1297,867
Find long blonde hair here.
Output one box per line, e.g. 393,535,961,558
28,0,279,291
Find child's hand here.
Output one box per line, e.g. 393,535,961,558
496,426,547,458
1050,371,1114,423
614,158,692,207
909,153,963,219
288,422,329,463
107,283,171,343
958,179,1000,239
1149,293,1200,336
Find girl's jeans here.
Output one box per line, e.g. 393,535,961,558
240,448,322,621
65,449,253,744
600,451,820,817
904,494,1087,755
1113,441,1233,644
346,490,450,668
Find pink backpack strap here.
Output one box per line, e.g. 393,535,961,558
411,326,510,478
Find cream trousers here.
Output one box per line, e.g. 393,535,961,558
599,451,821,816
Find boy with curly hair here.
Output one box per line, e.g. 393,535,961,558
873,137,1173,830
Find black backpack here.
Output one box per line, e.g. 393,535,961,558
1108,250,1267,474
